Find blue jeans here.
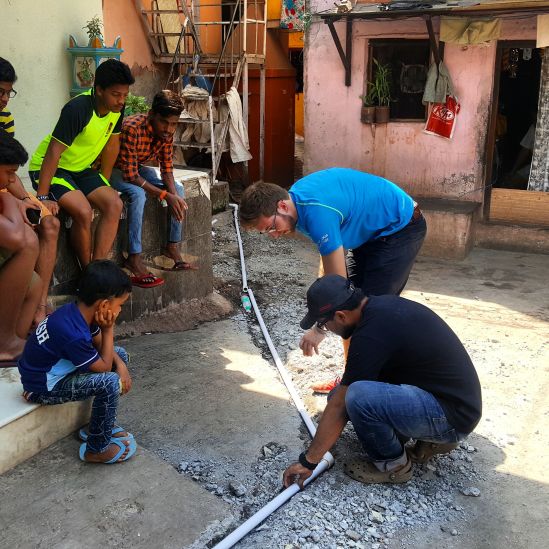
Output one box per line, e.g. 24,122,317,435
345,381,463,464
110,166,185,255
346,215,426,296
25,347,128,454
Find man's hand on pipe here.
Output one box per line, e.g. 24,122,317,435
283,462,313,489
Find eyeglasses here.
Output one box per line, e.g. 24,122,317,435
316,318,331,332
259,211,278,234
0,88,17,99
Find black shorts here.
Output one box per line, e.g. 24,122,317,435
29,167,111,201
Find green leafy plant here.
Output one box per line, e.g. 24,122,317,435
372,58,393,107
360,85,377,107
124,93,151,116
83,15,103,41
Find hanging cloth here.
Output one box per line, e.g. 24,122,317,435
225,87,252,163
440,17,501,45
422,61,455,105
280,0,306,31
528,50,549,192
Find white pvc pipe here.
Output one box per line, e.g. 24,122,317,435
230,203,249,291
213,455,333,549
213,206,334,549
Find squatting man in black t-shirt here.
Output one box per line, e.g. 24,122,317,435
283,275,482,487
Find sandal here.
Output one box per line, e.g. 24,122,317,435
408,441,459,464
130,273,165,288
344,457,413,484
171,260,198,271
79,437,137,464
161,248,198,271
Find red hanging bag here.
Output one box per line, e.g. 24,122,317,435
424,95,460,139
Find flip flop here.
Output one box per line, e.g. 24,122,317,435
79,437,137,464
78,426,134,442
130,273,165,288
160,249,198,271
171,260,198,271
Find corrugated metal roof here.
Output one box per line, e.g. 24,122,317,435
317,0,549,19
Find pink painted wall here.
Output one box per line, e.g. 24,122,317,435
304,11,537,202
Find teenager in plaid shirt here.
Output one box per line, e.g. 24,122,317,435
111,90,195,288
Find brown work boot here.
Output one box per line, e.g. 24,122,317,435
344,456,413,484
408,441,459,464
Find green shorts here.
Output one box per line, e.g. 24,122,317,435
29,167,111,201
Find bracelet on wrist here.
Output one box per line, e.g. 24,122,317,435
20,196,31,201
36,194,50,202
158,190,168,201
298,451,318,471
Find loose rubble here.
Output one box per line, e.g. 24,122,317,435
180,211,497,548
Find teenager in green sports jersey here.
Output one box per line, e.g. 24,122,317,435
29,60,135,268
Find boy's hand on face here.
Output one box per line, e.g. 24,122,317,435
94,308,116,330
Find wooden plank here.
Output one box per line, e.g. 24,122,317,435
134,0,161,57
490,188,549,227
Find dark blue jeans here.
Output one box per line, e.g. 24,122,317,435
110,166,185,255
346,215,426,296
345,381,463,464
25,347,128,454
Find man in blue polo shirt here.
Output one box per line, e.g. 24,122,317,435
239,168,426,392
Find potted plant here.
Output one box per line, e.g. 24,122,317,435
124,94,151,116
67,15,123,97
360,85,377,124
84,15,104,48
372,59,393,124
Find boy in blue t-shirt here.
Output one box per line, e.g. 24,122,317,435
18,260,137,464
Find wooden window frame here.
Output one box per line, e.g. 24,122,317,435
367,38,443,123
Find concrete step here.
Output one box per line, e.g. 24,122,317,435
0,367,91,474
417,197,481,260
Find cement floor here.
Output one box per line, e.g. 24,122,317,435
0,320,304,549
1,236,548,548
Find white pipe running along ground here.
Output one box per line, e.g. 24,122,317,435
212,206,335,549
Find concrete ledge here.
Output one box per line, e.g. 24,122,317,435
0,367,91,475
50,169,214,323
211,180,229,213
417,197,481,260
476,221,549,255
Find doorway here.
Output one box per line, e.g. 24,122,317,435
487,41,549,227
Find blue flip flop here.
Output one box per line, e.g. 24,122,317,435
78,426,134,442
79,437,137,464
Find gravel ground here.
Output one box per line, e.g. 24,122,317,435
182,209,548,548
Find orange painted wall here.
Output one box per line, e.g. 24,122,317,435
103,0,154,69
268,0,283,22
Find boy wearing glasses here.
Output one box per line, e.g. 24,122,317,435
0,58,60,326
0,57,16,135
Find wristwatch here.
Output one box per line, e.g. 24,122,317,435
36,195,50,201
299,451,318,471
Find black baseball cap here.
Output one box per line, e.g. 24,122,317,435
300,274,357,330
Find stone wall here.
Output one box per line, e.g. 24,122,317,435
51,173,213,323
